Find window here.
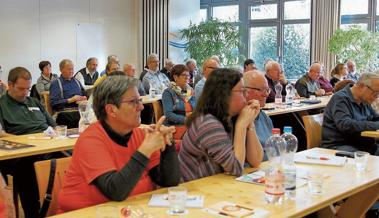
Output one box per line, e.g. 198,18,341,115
200,8,207,21
340,0,379,32
200,0,311,80
249,0,311,80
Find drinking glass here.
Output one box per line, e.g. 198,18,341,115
355,151,369,172
167,186,187,214
55,125,67,138
307,172,323,195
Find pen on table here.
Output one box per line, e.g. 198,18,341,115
306,155,329,160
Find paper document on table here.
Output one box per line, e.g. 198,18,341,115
236,170,307,188
295,153,346,166
148,194,204,208
205,201,269,218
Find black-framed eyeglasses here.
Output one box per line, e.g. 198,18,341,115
120,98,143,107
245,86,271,94
366,85,379,97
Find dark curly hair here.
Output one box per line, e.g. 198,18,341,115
186,68,242,132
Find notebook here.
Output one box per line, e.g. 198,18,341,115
205,201,269,218
0,140,34,150
236,170,307,188
294,153,346,166
148,194,204,208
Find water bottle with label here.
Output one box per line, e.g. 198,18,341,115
264,128,286,204
281,126,298,200
274,83,283,106
285,84,294,105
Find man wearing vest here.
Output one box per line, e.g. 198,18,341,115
74,57,99,89
50,59,87,128
295,62,326,98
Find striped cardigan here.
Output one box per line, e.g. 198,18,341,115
178,114,243,182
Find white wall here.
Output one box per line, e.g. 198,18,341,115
168,0,200,64
0,0,140,83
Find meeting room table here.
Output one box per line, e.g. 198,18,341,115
50,147,379,218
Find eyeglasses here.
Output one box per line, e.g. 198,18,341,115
366,85,379,97
120,98,143,107
232,88,247,96
245,86,271,94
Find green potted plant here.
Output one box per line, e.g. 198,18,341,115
180,19,244,67
328,26,379,72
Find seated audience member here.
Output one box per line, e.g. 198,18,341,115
194,58,219,100
243,59,257,73
160,58,174,80
0,173,15,218
295,63,325,98
0,65,7,97
142,54,170,95
317,63,333,93
74,57,99,88
100,55,119,76
322,71,379,155
0,67,57,217
329,63,348,87
334,79,355,93
264,60,288,103
57,75,180,212
36,60,58,95
243,70,274,145
162,64,196,126
186,59,199,87
123,64,146,96
50,59,87,111
179,68,264,182
140,53,159,81
94,61,120,87
346,60,359,82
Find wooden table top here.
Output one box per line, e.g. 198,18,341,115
361,131,379,138
264,96,331,116
0,132,77,160
50,148,379,218
141,95,162,104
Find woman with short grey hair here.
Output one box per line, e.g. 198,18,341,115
58,75,180,213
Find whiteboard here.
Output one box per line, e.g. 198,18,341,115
76,23,106,71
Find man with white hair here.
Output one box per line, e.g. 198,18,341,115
322,71,379,155
346,60,359,82
295,62,325,98
141,53,170,94
186,58,199,86
264,60,288,102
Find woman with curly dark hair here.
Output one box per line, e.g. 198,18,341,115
179,68,264,182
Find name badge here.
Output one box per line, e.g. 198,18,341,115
28,107,40,112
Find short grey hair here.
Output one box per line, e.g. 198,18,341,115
59,59,73,70
147,53,159,63
186,59,196,66
358,70,379,86
264,60,280,72
93,75,138,121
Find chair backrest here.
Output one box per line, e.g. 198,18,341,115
30,84,40,101
42,91,54,116
302,113,324,149
152,100,164,123
34,157,71,217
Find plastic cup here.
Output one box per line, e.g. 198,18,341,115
309,95,316,100
307,172,323,195
355,151,369,172
167,186,187,214
55,125,67,138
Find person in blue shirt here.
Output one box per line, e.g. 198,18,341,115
194,58,219,100
162,64,196,126
243,70,274,147
49,59,87,112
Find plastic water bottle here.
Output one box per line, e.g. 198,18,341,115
264,128,286,204
274,83,283,106
282,126,298,200
285,84,294,105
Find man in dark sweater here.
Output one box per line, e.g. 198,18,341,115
74,57,99,89
322,71,379,154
